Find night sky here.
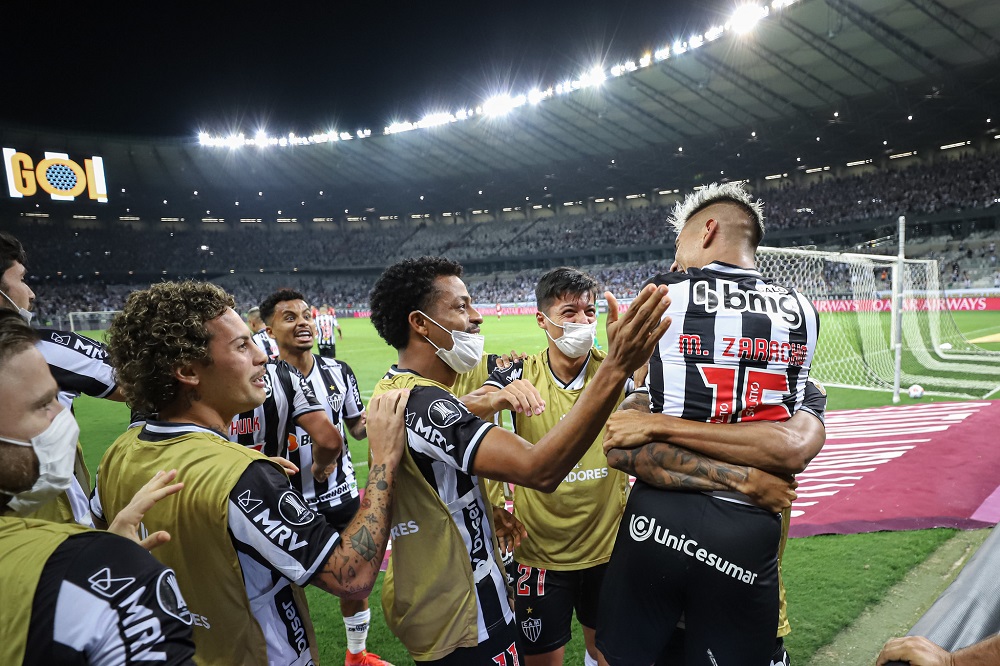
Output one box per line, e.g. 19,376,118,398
5,1,735,138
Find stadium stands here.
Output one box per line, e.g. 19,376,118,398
12,150,1000,323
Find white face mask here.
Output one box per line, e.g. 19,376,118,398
542,313,596,359
418,311,484,374
0,409,80,516
0,288,33,325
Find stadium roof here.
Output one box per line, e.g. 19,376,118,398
2,0,999,219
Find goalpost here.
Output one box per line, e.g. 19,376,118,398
756,219,1000,400
68,311,121,333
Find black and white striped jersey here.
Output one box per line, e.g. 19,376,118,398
251,329,279,361
314,314,337,348
290,355,365,512
227,361,324,456
35,329,117,411
646,262,820,425
22,531,195,665
381,366,513,644
35,329,116,527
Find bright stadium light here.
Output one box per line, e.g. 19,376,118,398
640,53,653,67
483,93,526,116
730,4,767,34
705,25,725,41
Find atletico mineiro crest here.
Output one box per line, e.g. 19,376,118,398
520,617,541,642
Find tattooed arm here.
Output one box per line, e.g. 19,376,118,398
606,444,796,512
310,389,408,599
605,391,798,513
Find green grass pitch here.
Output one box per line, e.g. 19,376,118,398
71,310,1000,664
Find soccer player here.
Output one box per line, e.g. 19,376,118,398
602,379,827,665
91,281,409,665
0,231,125,526
597,182,821,665
367,256,671,664
0,309,196,665
263,289,392,666
315,304,343,359
473,267,636,666
248,305,279,360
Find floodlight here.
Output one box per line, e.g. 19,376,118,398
705,26,725,41
730,5,767,34
640,54,652,67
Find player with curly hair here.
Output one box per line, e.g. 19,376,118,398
367,256,672,665
91,281,410,666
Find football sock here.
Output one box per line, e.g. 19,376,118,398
344,609,371,654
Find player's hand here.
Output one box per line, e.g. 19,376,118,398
108,469,184,551
633,362,649,389
605,284,671,375
311,460,337,483
492,505,527,555
367,389,410,467
603,411,657,453
270,456,299,476
876,636,953,666
495,349,529,370
738,468,798,513
489,379,546,417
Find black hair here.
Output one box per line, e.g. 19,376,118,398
259,289,306,325
0,232,27,286
370,256,463,349
535,267,599,312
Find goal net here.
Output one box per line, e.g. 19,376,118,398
68,311,121,333
756,247,1000,400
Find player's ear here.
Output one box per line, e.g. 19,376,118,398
702,218,719,248
535,311,548,330
408,311,430,338
173,361,200,388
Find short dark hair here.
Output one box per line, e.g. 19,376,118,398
535,267,599,312
0,232,27,286
259,289,306,325
107,281,235,414
0,309,38,368
370,256,463,349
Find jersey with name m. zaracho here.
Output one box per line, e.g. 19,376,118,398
647,261,819,424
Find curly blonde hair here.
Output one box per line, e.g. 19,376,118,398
107,281,235,414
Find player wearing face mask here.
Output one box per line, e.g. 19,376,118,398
368,257,671,665
0,310,196,665
475,267,636,666
0,232,127,527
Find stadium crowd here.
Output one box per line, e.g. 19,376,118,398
9,152,1000,297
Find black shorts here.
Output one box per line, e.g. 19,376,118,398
656,632,789,665
597,482,781,666
513,563,607,655
318,495,361,532
418,617,520,665
318,343,336,359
